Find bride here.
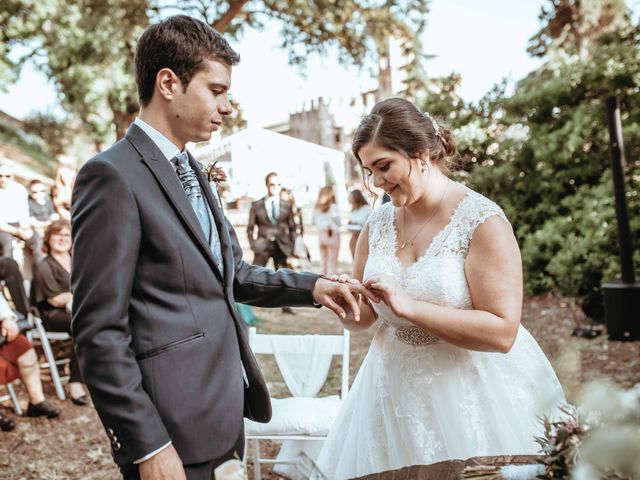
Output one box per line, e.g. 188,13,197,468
313,98,566,479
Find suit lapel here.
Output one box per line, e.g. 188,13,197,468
125,125,223,281
188,154,234,286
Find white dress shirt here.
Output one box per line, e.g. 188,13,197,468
264,195,279,222
0,180,30,226
134,117,181,162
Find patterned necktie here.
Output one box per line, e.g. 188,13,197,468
173,151,224,274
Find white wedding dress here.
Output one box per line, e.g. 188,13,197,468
313,188,566,480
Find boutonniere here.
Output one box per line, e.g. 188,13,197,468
205,161,228,186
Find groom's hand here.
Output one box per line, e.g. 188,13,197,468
312,276,379,322
139,445,186,480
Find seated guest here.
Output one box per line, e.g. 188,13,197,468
28,179,59,230
0,296,61,431
0,164,35,260
31,219,87,405
51,158,76,222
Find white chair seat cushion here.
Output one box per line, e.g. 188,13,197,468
245,396,342,436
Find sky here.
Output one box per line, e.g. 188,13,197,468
1,0,638,127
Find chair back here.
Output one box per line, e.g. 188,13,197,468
248,327,350,399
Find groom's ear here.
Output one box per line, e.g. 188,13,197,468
156,68,180,101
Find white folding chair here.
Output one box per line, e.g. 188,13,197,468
0,381,23,415
245,326,350,480
26,315,68,400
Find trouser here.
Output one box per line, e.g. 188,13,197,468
252,240,288,270
120,427,245,480
318,229,340,275
0,257,29,317
41,308,83,383
0,231,15,259
0,229,44,280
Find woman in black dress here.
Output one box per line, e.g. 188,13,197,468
31,219,87,405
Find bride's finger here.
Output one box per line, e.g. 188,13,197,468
364,278,384,290
366,281,391,295
348,284,380,303
364,274,380,285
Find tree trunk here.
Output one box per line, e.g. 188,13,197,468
212,0,250,32
111,97,139,140
377,39,392,100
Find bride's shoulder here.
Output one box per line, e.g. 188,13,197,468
457,186,508,225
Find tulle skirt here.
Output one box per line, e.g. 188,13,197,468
313,324,566,480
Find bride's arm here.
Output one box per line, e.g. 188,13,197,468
367,216,522,352
340,223,378,332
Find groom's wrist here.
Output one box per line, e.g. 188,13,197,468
133,441,172,464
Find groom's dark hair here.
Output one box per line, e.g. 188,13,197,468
135,15,240,106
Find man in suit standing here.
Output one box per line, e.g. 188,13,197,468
247,172,295,270
71,15,374,480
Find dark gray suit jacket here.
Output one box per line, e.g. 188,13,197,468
247,198,296,257
70,124,319,467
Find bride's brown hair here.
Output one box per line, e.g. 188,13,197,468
352,98,457,183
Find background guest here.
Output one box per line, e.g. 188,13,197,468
0,297,61,429
280,187,304,237
247,172,297,270
31,219,87,405
0,164,34,260
51,158,76,222
280,187,310,269
346,189,371,259
28,179,59,231
312,185,341,275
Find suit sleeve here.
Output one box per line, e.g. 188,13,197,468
70,158,171,466
225,218,319,307
246,203,256,251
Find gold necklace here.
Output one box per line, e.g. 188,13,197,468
399,180,450,250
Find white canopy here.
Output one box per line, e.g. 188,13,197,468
193,127,347,208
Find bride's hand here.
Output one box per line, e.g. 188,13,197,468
364,274,412,318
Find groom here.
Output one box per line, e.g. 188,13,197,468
71,15,370,480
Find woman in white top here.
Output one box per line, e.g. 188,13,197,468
312,186,341,275
347,189,372,259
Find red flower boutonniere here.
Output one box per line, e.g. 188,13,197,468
205,161,228,186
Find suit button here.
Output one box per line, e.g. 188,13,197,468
110,436,118,445
107,428,114,436
113,441,121,452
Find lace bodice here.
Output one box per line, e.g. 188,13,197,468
363,187,508,328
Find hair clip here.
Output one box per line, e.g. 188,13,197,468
423,112,442,138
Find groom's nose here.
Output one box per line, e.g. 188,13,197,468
219,95,233,115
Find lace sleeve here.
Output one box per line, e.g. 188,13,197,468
461,193,510,253
437,191,510,257
367,203,394,255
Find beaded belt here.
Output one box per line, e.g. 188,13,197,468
383,322,440,346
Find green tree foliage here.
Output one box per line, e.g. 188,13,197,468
1,0,429,148
453,1,640,297
23,111,77,157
